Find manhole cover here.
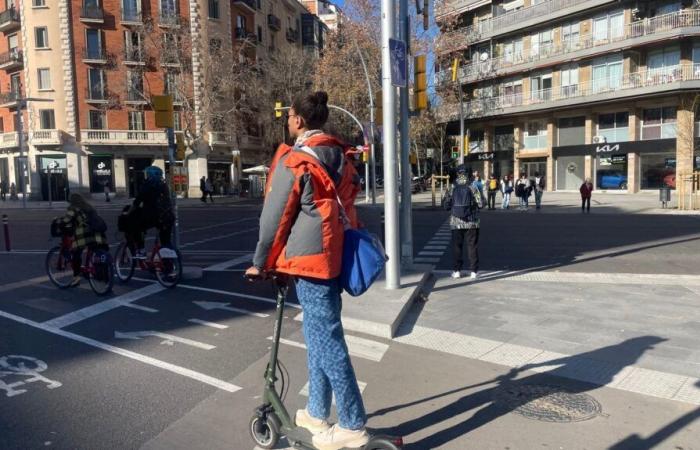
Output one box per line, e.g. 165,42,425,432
493,384,601,423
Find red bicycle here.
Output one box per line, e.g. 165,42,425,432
114,236,182,288
45,234,114,295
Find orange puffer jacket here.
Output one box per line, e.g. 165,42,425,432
253,133,361,279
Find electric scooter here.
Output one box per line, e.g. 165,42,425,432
247,274,403,450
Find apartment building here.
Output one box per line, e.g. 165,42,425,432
436,0,700,193
0,0,325,200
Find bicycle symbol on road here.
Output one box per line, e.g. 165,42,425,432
0,355,62,398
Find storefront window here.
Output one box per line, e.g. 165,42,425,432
598,111,629,142
642,107,676,140
88,155,114,193
558,116,585,146
556,156,585,190
596,154,628,190
640,152,676,189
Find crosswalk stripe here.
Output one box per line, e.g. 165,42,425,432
299,380,367,403
414,257,440,263
272,334,389,362
419,251,444,256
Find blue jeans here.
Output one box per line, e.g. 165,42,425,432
519,196,528,208
502,193,511,209
535,191,543,208
296,277,366,430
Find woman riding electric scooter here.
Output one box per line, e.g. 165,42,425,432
245,91,401,450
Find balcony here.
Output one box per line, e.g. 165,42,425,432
268,14,281,31
121,8,142,25
85,87,108,103
240,134,262,148
435,0,490,21
124,48,145,65
234,27,257,42
0,8,20,33
0,132,18,148
125,89,146,104
160,51,180,67
82,48,107,64
441,9,700,85
286,28,299,43
523,134,548,150
208,132,234,146
81,130,168,145
30,130,62,146
159,11,180,28
233,0,256,13
439,64,700,121
0,49,22,70
80,5,105,23
436,0,615,53
0,91,20,108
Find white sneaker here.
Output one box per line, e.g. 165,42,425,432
295,409,331,435
158,248,178,259
312,424,370,450
470,272,478,280
451,271,461,279
133,248,147,260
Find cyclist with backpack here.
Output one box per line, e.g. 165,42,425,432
56,193,107,287
444,165,482,280
126,165,176,259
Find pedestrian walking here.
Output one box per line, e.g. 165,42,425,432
199,176,207,203
443,165,482,280
0,179,7,201
487,174,498,210
534,172,545,210
515,173,530,210
471,170,484,195
246,91,370,449
501,175,513,209
580,177,593,213
205,178,214,202
9,182,17,201
103,181,111,202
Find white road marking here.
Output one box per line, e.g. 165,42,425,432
0,309,241,393
300,380,367,403
423,246,447,250
194,300,269,318
0,250,47,255
273,335,389,362
42,283,165,329
180,227,258,248
418,251,445,256
0,275,50,293
115,331,216,350
204,253,255,272
188,318,228,329
414,257,440,263
123,304,158,313
175,283,302,310
181,217,258,234
0,355,62,397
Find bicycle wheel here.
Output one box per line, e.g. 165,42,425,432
154,248,182,288
88,253,114,296
45,246,73,289
114,241,135,283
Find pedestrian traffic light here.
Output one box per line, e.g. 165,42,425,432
153,95,174,128
451,146,459,159
275,101,283,118
176,133,185,160
414,55,428,111
375,90,383,126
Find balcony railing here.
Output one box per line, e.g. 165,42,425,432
81,130,168,145
437,0,613,52
126,89,146,103
83,48,107,62
440,9,700,85
0,49,22,70
0,132,18,148
435,0,486,20
523,134,548,150
268,14,281,31
121,7,142,24
597,128,630,143
240,134,262,147
209,132,233,145
80,5,104,22
159,11,180,27
124,48,145,64
0,7,20,32
0,91,20,107
86,87,107,102
443,63,700,120
233,0,255,13
234,27,257,42
30,130,61,145
286,28,299,43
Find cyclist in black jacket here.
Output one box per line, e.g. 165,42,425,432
127,166,175,259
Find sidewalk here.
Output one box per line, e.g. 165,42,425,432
0,195,256,210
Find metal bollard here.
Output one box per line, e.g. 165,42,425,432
2,214,9,251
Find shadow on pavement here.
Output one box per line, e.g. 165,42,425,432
371,336,667,449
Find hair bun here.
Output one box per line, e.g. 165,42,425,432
313,91,329,106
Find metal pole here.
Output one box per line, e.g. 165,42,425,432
16,104,26,209
399,0,412,265
166,128,180,249
458,82,465,165
382,0,400,289
47,171,52,207
353,39,377,205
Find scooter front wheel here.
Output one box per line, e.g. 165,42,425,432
249,413,280,449
364,435,403,450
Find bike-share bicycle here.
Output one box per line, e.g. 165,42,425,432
114,233,182,288
45,227,114,296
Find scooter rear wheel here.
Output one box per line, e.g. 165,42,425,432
364,435,403,450
249,413,280,449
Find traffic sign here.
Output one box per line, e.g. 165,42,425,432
389,38,407,88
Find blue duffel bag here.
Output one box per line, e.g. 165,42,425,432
340,228,388,297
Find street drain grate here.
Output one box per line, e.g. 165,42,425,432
494,384,602,423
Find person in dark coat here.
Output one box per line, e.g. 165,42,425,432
580,178,593,213
127,166,175,259
199,176,207,202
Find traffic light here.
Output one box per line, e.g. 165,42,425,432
275,101,283,118
153,95,174,128
451,58,459,83
375,90,383,126
423,0,429,30
451,146,459,159
414,55,427,111
409,151,418,166
176,133,185,160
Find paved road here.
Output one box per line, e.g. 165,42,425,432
1,198,699,449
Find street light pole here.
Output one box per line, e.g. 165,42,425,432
398,0,413,265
